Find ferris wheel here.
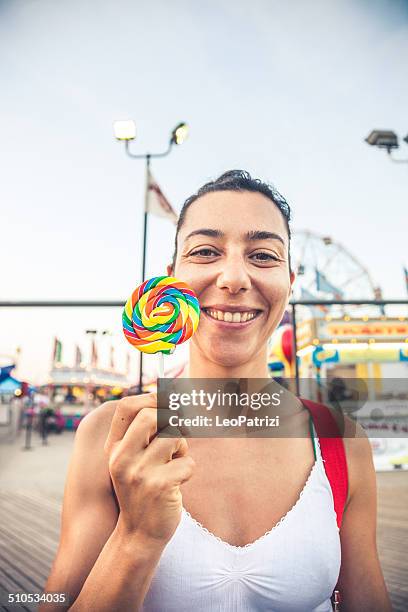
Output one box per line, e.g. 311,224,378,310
290,230,379,314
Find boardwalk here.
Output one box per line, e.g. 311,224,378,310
376,471,408,609
0,431,407,610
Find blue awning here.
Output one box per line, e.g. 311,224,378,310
0,376,21,394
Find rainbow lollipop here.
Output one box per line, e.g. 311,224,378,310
122,276,200,377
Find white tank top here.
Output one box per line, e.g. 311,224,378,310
142,430,341,612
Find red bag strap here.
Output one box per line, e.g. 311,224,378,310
299,398,348,529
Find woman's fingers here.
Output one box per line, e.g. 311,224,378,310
105,396,196,546
117,407,178,458
104,393,157,454
141,435,189,465
161,455,196,485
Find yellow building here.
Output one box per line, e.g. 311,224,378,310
296,316,408,390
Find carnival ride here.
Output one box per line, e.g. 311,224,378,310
290,230,380,317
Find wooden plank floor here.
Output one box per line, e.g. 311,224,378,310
0,491,62,611
376,471,408,610
0,474,407,611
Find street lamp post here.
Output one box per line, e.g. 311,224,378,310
113,121,189,393
365,129,408,163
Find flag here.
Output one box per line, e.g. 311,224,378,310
315,269,344,299
404,266,408,295
145,170,178,224
300,288,328,316
52,338,62,364
90,339,98,368
75,345,83,368
0,365,15,384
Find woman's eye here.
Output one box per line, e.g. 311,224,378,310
251,252,279,262
190,248,218,257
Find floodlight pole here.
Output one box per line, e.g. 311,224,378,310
123,140,174,394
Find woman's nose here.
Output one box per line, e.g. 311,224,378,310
215,254,252,293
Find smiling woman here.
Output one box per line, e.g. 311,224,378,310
166,170,295,377
41,170,392,612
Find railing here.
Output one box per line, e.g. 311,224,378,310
1,299,408,397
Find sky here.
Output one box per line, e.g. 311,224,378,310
1,0,408,383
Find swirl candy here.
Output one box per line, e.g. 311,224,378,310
122,276,200,355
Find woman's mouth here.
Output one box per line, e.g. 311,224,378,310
201,307,262,327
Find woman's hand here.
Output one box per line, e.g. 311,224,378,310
104,392,196,547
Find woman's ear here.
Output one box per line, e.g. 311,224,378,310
166,264,173,276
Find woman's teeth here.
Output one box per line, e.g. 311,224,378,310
204,309,259,323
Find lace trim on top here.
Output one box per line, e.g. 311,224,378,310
182,434,323,551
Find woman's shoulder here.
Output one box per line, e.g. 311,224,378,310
73,401,120,481
335,415,375,508
342,418,375,476
77,399,119,441
62,401,120,511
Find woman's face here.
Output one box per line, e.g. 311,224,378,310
167,190,295,368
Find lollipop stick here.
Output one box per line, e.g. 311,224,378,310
158,352,164,379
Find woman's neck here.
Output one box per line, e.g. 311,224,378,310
183,345,271,379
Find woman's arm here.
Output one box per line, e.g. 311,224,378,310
337,424,392,611
42,394,194,611
68,520,165,611
41,400,169,611
39,402,120,609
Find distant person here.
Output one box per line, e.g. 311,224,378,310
328,377,347,403
42,171,391,611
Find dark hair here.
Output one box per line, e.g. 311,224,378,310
171,169,292,273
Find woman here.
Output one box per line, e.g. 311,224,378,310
42,170,391,611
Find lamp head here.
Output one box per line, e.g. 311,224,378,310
113,119,136,141
170,122,189,145
365,130,399,151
